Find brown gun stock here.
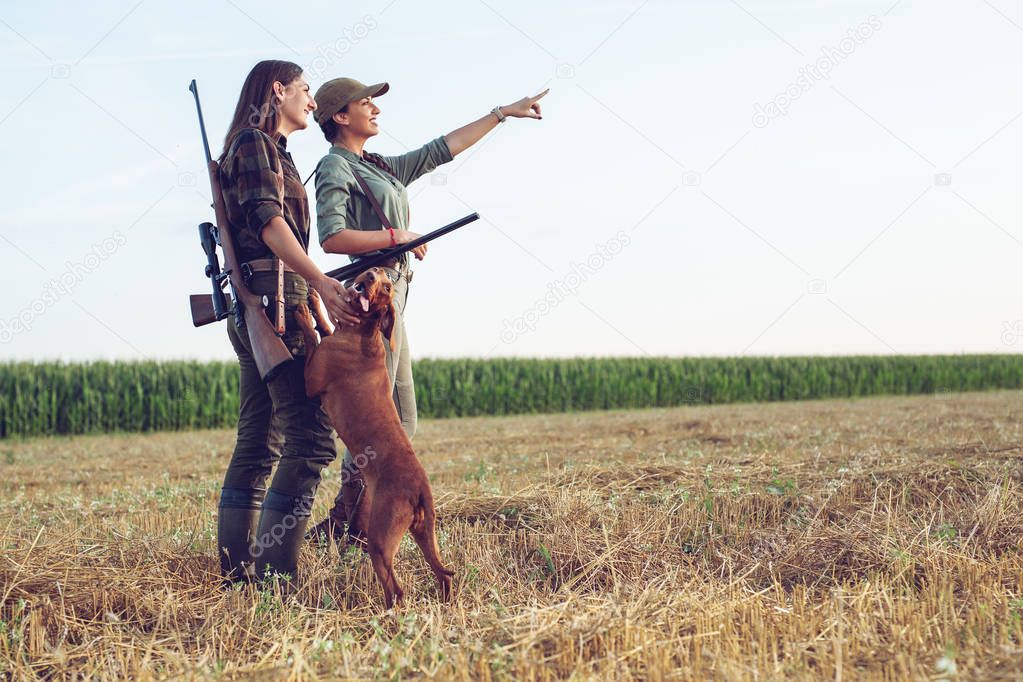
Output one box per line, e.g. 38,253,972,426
190,293,227,327
205,160,292,380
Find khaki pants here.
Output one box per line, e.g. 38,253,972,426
384,272,417,440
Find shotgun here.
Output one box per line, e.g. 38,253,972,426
325,212,479,282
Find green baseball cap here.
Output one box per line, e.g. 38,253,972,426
313,78,389,125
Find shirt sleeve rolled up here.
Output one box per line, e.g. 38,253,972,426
380,135,453,187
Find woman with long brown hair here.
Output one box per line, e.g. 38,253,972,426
215,60,363,583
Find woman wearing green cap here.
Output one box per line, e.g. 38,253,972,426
307,76,548,541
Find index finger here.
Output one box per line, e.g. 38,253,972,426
532,88,550,101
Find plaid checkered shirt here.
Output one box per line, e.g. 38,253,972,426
220,128,310,264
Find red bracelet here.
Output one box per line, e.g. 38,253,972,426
388,227,397,246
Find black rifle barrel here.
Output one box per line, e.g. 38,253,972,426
188,79,214,165
326,212,480,282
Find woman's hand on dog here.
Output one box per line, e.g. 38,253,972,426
310,276,364,326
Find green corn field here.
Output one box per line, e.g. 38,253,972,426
2,355,1022,438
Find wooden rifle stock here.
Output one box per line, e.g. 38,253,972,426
190,293,230,327
205,160,293,381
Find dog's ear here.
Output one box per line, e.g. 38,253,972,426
379,299,396,352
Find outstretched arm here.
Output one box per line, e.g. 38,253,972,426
444,88,550,157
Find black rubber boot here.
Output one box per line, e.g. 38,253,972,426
217,487,265,585
253,489,313,583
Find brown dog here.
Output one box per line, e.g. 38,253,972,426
294,267,453,608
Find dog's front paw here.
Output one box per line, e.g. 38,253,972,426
294,303,314,331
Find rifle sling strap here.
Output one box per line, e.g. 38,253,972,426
351,167,394,230
262,132,288,336
338,155,409,271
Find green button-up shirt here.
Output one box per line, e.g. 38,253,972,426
314,135,453,252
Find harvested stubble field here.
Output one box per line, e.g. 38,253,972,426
1,391,1022,680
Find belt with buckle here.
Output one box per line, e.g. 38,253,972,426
241,258,299,283
242,258,295,273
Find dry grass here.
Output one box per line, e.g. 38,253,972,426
1,391,1022,680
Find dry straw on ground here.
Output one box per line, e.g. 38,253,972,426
1,391,1022,679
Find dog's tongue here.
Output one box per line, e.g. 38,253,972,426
359,295,370,312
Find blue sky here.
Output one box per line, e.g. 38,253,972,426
2,0,1022,360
